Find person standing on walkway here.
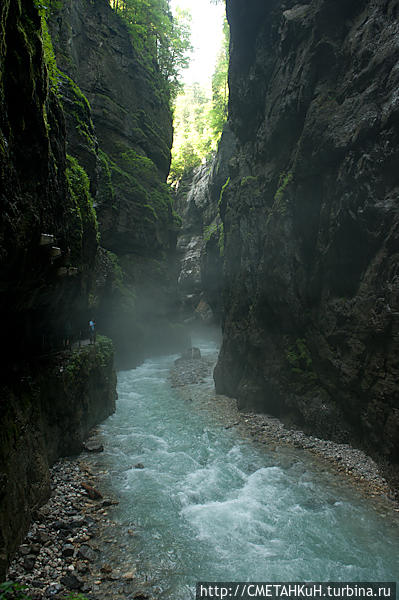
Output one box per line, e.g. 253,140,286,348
89,319,96,344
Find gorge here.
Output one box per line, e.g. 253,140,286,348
1,0,399,594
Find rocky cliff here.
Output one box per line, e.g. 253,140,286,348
49,0,184,366
0,0,116,578
215,0,399,478
175,126,236,323
1,0,98,359
0,339,116,579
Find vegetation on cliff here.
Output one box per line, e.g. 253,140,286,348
110,0,192,99
169,17,229,182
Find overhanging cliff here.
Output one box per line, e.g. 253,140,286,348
215,0,399,468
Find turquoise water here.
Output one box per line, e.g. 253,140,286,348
92,339,399,598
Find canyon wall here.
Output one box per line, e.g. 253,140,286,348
215,0,399,471
0,0,116,577
50,0,184,366
0,340,116,578
175,127,236,323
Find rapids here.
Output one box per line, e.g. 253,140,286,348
88,338,399,599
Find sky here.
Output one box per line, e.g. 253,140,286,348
170,0,226,86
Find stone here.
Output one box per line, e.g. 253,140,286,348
134,463,145,469
101,563,113,574
62,544,75,558
122,570,136,580
81,482,103,500
23,556,36,571
60,574,82,591
77,544,98,562
83,440,104,453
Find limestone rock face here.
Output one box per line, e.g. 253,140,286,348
175,127,236,321
50,0,183,365
0,340,116,580
0,0,117,578
50,0,174,256
215,0,399,467
0,0,97,359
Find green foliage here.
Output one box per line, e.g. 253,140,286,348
286,338,317,382
0,582,90,600
169,19,229,183
110,0,192,100
94,335,114,367
209,17,229,139
0,582,29,600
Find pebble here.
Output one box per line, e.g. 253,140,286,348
172,354,399,505
7,457,122,600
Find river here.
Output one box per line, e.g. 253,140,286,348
87,336,399,599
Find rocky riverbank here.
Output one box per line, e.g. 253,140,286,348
7,350,398,598
171,354,399,507
7,447,151,600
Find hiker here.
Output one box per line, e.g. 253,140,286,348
89,319,96,344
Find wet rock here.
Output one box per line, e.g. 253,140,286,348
81,482,103,500
134,463,145,470
62,544,75,557
52,520,72,532
195,299,214,324
122,570,136,580
76,560,89,574
77,544,97,562
45,583,62,597
60,573,82,590
101,499,119,507
100,563,113,574
83,440,104,453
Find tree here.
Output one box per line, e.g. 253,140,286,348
169,17,229,183
110,0,192,99
209,17,229,137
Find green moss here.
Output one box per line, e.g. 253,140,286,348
240,175,257,187
273,171,293,215
66,155,99,260
218,221,225,256
33,0,63,91
204,222,218,242
108,149,173,225
98,149,115,204
218,176,230,208
286,338,317,382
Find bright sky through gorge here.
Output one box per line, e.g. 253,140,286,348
170,0,225,85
